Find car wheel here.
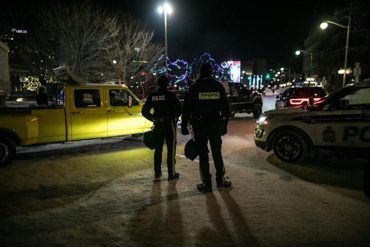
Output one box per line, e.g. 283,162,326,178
253,103,262,119
230,112,235,118
272,130,309,163
0,137,16,167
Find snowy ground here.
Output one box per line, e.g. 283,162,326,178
0,95,369,247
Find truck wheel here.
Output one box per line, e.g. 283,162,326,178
0,137,16,167
253,103,262,119
272,130,309,163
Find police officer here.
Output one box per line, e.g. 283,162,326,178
181,63,231,193
142,75,182,181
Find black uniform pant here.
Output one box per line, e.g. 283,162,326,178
193,119,225,185
154,119,177,176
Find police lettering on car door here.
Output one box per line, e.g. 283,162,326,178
343,126,370,142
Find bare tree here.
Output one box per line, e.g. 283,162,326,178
39,1,120,81
105,16,164,83
32,1,163,83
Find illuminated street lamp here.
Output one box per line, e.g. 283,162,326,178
320,15,351,87
295,49,313,77
157,2,173,72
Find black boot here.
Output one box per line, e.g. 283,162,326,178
197,182,212,193
197,176,212,193
168,172,180,181
154,172,162,182
217,177,232,188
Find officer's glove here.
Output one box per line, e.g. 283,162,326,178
219,118,228,136
181,127,189,135
220,125,227,136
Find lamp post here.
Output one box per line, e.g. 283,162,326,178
320,9,351,87
295,50,313,78
157,2,173,73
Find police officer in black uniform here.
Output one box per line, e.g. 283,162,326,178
142,75,182,181
181,63,231,192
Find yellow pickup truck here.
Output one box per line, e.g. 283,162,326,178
0,82,152,166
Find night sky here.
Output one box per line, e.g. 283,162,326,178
1,0,350,67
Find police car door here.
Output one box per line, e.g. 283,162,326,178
314,87,370,148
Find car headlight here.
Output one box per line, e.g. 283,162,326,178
256,114,270,125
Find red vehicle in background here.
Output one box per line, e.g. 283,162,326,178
275,87,326,109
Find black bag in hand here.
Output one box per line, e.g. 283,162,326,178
184,139,199,161
143,130,158,150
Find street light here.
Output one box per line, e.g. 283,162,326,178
320,15,351,87
157,2,173,73
295,49,313,77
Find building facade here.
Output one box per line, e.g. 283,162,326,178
303,0,370,91
0,41,10,95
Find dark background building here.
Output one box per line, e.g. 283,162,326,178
303,0,370,91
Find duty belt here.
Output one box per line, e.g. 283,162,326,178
154,117,175,122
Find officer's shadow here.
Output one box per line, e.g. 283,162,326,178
196,189,260,247
219,189,260,246
164,181,185,245
126,180,185,246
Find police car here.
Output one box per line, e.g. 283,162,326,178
254,81,370,162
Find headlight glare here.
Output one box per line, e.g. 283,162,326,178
256,114,270,125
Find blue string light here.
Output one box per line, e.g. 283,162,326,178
150,52,231,85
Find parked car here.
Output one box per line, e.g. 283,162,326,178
275,88,294,109
275,87,326,109
255,81,370,163
225,83,263,118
